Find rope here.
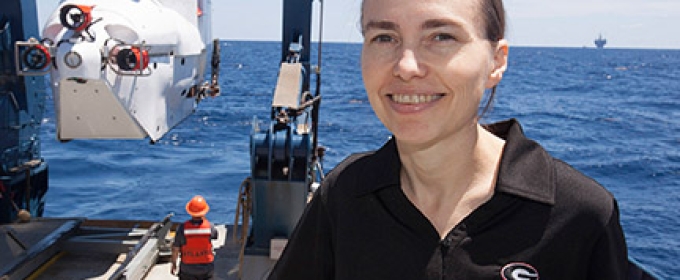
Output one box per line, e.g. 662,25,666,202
233,177,253,279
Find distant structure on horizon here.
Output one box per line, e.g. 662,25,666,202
594,34,607,49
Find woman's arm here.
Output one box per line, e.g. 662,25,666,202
587,200,628,279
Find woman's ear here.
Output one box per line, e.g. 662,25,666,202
486,39,509,88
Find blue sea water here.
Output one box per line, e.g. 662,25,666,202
39,41,679,278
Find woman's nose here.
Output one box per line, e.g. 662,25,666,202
392,48,426,81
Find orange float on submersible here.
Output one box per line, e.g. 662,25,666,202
59,4,94,32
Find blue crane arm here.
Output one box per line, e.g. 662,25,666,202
0,0,49,224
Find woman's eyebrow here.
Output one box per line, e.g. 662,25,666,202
363,18,464,33
363,20,399,33
421,18,464,30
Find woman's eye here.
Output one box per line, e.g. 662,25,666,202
371,34,395,43
433,33,456,41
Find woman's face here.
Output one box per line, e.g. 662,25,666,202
361,0,507,146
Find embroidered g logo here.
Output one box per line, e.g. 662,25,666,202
501,263,539,280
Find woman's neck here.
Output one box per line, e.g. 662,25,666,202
397,123,505,237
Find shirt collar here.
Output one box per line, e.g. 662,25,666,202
352,119,556,205
488,119,556,205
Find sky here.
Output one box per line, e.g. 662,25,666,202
37,0,680,49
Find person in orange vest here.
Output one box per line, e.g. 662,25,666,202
171,195,218,279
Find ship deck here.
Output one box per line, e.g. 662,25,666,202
1,217,250,279
1,217,661,280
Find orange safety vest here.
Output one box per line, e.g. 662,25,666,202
180,219,214,264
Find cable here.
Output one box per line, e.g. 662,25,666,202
233,177,253,279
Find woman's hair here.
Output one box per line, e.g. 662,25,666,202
480,0,506,42
478,0,506,119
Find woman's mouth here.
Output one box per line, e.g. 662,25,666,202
389,94,443,104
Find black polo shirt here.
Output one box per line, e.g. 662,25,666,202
269,119,627,280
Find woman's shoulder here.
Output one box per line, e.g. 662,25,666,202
551,158,618,217
318,139,400,199
310,151,377,213
320,150,380,194
537,157,621,243
329,151,376,176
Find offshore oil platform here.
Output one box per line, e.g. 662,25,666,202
595,34,607,49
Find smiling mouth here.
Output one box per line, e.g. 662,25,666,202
389,94,443,105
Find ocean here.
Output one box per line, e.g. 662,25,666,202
39,41,679,278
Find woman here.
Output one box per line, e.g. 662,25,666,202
269,0,628,279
